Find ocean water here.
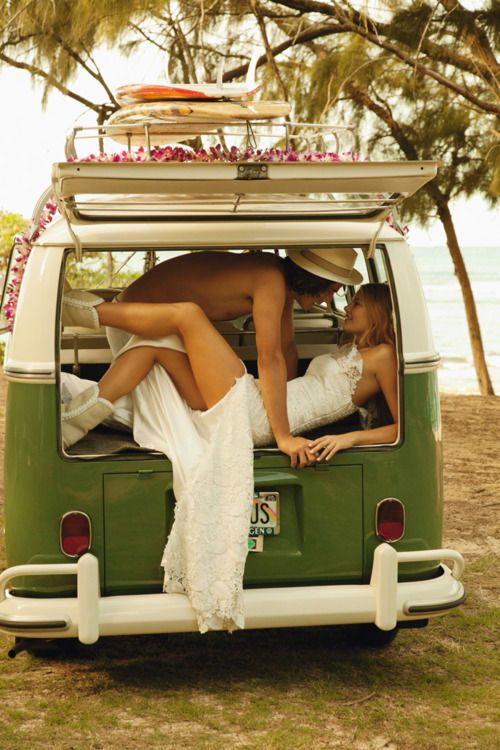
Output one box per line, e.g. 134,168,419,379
411,245,500,394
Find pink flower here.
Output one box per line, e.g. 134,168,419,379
3,197,58,327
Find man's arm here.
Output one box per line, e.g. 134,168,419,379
252,269,314,468
281,296,298,381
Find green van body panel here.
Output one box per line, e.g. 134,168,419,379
4,367,441,597
103,471,174,594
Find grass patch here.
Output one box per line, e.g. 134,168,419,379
0,581,498,750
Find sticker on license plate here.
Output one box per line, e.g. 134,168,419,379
249,492,280,537
248,537,264,552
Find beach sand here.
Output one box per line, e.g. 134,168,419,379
441,396,499,550
439,395,500,609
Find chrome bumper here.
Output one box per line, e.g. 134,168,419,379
0,544,465,643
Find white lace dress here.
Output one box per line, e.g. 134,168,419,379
248,343,365,446
62,334,364,633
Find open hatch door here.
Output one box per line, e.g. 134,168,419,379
51,159,439,256
52,160,439,222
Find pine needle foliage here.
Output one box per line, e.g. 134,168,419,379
0,210,27,273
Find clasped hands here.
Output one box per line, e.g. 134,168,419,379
277,433,356,468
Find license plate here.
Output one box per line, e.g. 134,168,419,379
249,492,280,537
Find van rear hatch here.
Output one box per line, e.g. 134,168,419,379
51,159,439,258
103,463,362,594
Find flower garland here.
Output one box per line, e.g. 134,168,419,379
71,144,362,164
385,211,409,236
3,199,58,330
3,144,404,328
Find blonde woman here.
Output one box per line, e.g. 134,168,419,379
309,282,398,461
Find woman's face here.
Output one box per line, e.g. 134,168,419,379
343,293,370,337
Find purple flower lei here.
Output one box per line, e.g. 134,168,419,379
70,144,359,164
3,199,58,330
3,145,404,328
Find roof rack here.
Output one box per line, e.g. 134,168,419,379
52,116,441,261
65,120,356,160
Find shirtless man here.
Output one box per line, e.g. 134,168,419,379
63,248,362,467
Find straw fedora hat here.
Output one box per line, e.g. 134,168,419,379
286,247,363,286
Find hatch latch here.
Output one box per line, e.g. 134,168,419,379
236,164,269,180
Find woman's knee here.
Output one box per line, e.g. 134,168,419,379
175,301,207,328
115,345,157,366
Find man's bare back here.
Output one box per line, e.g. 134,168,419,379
121,251,283,321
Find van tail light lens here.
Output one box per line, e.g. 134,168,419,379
60,512,92,557
376,498,405,542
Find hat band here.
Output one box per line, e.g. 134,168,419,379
301,250,354,280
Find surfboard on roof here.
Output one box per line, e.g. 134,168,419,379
108,100,291,125
115,49,262,103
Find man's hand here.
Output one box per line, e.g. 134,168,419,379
277,434,317,469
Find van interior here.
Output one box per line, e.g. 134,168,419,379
59,247,395,458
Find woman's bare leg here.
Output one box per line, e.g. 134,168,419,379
98,347,156,402
171,303,245,408
92,301,188,338
97,302,244,409
98,345,207,411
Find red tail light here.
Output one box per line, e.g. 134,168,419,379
376,498,405,542
60,511,92,557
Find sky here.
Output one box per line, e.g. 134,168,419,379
0,48,498,247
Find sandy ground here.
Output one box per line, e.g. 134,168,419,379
440,395,500,553
439,395,500,609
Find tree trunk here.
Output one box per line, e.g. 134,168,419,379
341,83,494,394
436,198,495,396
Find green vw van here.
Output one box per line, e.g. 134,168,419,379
0,126,465,653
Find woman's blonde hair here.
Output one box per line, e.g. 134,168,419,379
356,283,395,348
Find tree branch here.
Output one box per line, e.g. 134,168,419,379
232,0,499,83
271,0,499,86
345,82,420,161
328,4,500,115
439,0,499,74
128,22,169,52
172,18,198,82
0,0,37,34
223,22,351,81
0,51,101,111
51,34,115,103
250,0,289,100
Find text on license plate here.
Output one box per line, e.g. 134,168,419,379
250,492,280,536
